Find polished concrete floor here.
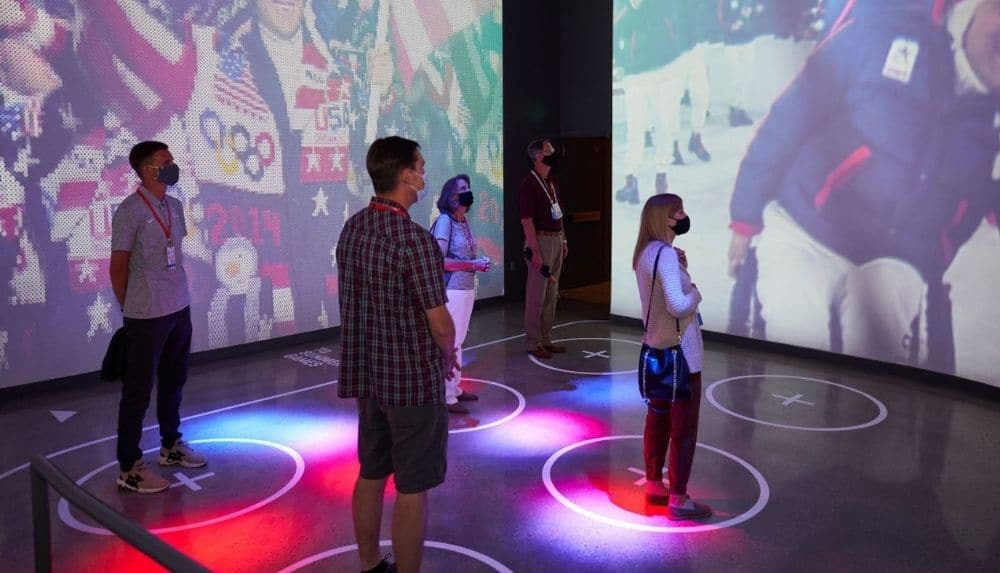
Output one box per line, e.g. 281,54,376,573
1,300,998,572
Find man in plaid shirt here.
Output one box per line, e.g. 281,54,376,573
337,136,458,573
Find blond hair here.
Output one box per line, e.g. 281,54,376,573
632,193,683,269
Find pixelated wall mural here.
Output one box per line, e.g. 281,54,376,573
0,0,503,387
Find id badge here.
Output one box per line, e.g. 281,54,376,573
550,202,563,221
166,241,177,270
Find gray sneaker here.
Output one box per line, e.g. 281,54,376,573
117,461,170,493
158,440,207,468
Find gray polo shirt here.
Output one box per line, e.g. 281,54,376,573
111,186,190,319
431,213,476,291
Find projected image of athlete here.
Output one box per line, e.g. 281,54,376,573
727,0,1000,372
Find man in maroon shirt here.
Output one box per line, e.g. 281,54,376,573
519,139,569,358
337,136,458,573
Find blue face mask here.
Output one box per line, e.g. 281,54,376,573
155,163,180,186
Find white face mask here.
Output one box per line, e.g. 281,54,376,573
408,168,427,201
409,184,428,202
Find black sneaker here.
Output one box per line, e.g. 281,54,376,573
362,555,396,573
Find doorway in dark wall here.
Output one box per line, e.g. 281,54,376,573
557,137,611,308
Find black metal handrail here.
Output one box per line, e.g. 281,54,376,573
29,455,211,572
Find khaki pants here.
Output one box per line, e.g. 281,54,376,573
525,233,565,350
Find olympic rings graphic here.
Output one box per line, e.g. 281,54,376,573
199,110,276,181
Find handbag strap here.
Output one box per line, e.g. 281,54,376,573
642,246,666,335
642,244,683,344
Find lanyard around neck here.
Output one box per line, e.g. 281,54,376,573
137,189,172,240
369,200,409,218
530,171,557,205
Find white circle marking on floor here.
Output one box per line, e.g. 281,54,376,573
277,540,514,573
706,375,888,431
57,438,304,535
542,435,769,533
527,337,642,375
449,378,527,434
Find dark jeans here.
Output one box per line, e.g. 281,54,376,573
644,372,702,495
117,306,192,472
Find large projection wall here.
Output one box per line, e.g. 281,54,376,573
0,0,503,388
612,0,1000,387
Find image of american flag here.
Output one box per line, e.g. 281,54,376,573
213,48,270,119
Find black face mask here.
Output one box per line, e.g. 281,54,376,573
672,215,691,235
154,163,180,186
457,191,474,208
541,153,560,169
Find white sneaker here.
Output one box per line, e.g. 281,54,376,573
158,440,207,468
117,461,170,493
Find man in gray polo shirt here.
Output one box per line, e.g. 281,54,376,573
110,141,206,493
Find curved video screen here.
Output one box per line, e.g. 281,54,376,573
0,0,503,388
611,0,1000,387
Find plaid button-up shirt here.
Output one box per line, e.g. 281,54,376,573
336,196,447,406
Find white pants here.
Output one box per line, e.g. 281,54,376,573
622,46,711,175
444,289,475,405
722,41,755,109
754,206,928,365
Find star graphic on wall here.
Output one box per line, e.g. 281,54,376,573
87,293,113,341
312,188,330,217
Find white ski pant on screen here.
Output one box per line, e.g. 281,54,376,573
754,205,928,365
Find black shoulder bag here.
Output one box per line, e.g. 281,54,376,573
637,245,692,404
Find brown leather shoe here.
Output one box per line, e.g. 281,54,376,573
542,343,566,354
527,346,553,359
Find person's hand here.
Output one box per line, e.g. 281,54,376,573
473,258,491,272
527,246,543,271
676,247,687,268
728,232,752,279
443,347,461,380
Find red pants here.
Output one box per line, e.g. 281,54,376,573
643,372,702,495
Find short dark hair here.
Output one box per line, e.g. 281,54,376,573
366,136,421,194
129,141,169,177
526,138,548,161
436,174,470,214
